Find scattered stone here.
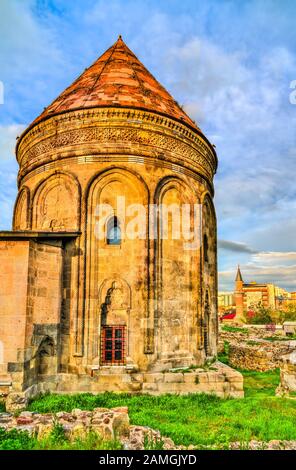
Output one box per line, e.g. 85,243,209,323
37,423,53,440
16,416,33,425
3,406,296,450
19,411,33,418
5,392,28,413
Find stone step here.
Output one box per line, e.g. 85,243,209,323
0,374,11,384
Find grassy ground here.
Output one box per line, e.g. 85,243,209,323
1,346,296,450
25,388,296,448
263,335,296,341
221,325,249,335
0,426,123,450
242,369,280,398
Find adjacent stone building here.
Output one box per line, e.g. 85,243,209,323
0,37,242,403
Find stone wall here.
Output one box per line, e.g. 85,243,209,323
228,342,293,372
4,361,243,411
12,101,218,375
0,241,30,367
219,327,295,372
0,240,63,397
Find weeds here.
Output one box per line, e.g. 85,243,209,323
222,325,249,335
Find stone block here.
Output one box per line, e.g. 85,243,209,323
143,373,164,383
163,373,184,383
142,382,158,392
183,373,197,383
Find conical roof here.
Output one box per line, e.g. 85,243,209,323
31,36,200,131
235,266,243,282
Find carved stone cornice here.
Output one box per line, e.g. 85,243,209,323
16,107,217,185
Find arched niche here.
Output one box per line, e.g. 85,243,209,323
85,167,149,364
13,186,30,230
32,172,81,231
99,278,132,326
154,176,200,364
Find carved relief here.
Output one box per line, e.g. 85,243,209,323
21,126,213,178
32,173,80,231
99,278,131,326
16,108,217,183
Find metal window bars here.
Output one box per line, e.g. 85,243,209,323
101,325,126,365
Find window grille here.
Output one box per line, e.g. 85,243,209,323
101,325,126,365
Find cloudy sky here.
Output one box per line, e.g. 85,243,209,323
0,0,295,291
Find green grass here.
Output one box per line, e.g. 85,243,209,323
0,425,123,450
25,388,296,448
1,346,295,450
218,341,230,365
246,340,260,346
241,369,280,398
263,335,296,342
217,348,280,398
0,401,5,412
221,325,249,335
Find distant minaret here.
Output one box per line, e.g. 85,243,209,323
234,265,244,321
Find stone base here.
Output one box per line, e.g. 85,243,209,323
4,362,243,411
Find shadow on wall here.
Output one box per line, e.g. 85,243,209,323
35,336,56,376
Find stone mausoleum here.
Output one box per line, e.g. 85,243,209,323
0,37,243,407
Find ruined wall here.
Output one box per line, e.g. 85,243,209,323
228,342,293,372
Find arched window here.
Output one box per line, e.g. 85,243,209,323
204,234,209,263
106,216,121,245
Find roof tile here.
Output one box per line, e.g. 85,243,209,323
31,36,200,132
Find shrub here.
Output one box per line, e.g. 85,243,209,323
0,428,36,450
244,304,273,325
244,304,296,325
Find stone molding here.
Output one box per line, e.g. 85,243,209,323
16,108,217,185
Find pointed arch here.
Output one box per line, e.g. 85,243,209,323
13,186,30,230
31,171,81,230
154,175,201,364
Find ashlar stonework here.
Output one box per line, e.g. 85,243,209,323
0,37,243,404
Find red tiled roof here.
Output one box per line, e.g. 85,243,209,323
31,36,201,131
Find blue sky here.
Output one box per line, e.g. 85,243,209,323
0,0,296,291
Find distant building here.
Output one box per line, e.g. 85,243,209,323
218,292,235,313
275,291,296,310
234,266,292,320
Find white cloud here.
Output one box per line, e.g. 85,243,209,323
219,249,296,292
0,124,25,160
0,0,295,290
0,124,22,230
